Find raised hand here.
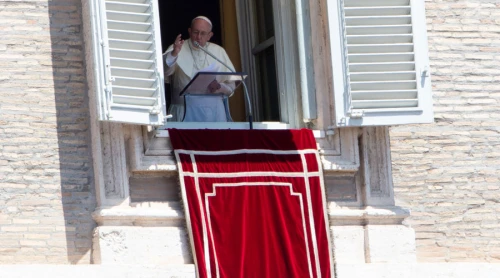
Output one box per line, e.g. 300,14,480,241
171,34,184,57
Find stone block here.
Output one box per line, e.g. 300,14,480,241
93,226,192,266
331,226,365,263
365,225,417,263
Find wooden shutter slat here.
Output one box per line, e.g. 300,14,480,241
344,0,411,8
347,34,413,44
109,0,149,4
352,99,418,109
109,49,153,60
110,58,154,69
108,30,152,41
348,44,413,54
345,7,411,16
107,20,150,32
106,11,149,22
106,2,150,13
349,62,415,72
109,39,153,51
113,76,156,88
113,96,157,106
347,25,412,35
351,90,417,100
350,80,416,91
113,86,156,97
348,53,415,63
346,16,411,26
111,67,155,79
350,71,416,82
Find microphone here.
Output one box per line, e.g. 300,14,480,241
193,41,253,130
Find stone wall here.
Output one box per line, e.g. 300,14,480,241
0,0,96,263
390,0,500,262
2,0,499,267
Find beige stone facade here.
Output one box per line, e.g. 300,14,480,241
0,0,499,275
391,0,500,263
0,0,95,264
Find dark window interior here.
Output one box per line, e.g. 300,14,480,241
253,0,279,121
158,0,222,110
157,1,281,122
158,1,222,53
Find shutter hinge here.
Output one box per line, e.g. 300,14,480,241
348,110,364,119
326,126,336,136
421,66,430,77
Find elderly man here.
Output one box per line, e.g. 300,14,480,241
164,16,236,122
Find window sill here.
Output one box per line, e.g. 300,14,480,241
130,123,356,174
155,122,326,138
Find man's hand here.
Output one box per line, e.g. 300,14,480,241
207,79,222,93
171,34,184,57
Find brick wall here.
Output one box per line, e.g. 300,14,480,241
0,0,96,264
390,0,500,262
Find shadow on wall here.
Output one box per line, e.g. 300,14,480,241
48,0,97,264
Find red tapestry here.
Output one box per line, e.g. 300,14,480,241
169,129,333,278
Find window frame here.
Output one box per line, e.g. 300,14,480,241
235,0,302,128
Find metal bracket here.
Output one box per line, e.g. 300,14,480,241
326,126,336,136
421,66,430,77
348,110,364,119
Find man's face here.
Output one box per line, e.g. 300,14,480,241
188,19,213,47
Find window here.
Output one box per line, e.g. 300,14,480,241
236,0,302,127
87,0,432,128
250,0,280,121
327,0,433,127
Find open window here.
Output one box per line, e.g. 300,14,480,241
89,0,302,128
327,0,433,127
88,0,432,129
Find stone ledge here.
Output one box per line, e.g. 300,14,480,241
0,265,196,278
2,263,499,277
330,206,411,225
336,263,500,278
92,204,412,227
92,203,184,227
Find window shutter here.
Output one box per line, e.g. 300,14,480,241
92,0,166,126
328,0,433,127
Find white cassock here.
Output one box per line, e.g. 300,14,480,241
163,39,236,122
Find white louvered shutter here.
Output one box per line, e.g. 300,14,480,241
93,0,166,126
327,0,433,127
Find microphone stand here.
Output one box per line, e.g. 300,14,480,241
194,41,253,130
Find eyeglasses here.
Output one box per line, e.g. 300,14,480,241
191,30,211,37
